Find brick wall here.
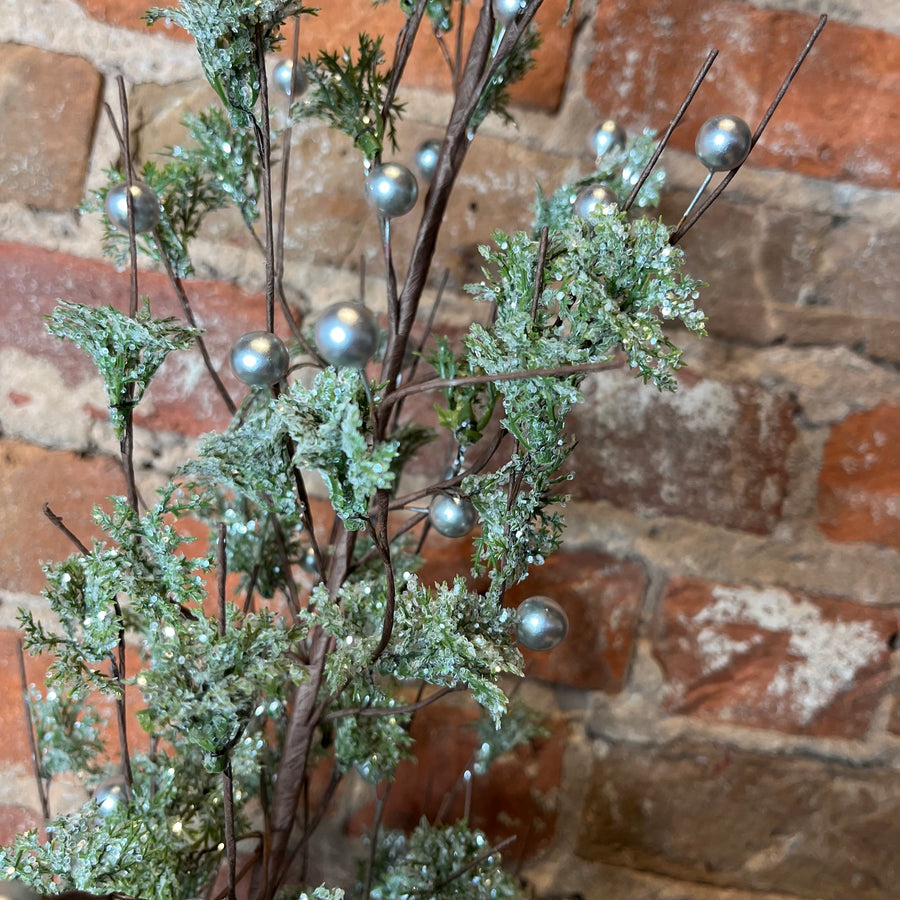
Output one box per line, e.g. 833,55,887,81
1,1,899,898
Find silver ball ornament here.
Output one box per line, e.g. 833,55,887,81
105,181,161,233
492,0,525,26
300,545,318,574
0,882,42,900
515,595,568,651
588,120,626,159
415,139,442,182
230,331,290,388
272,59,307,97
695,114,752,172
365,163,418,218
573,183,619,220
429,493,477,538
93,776,131,817
314,301,379,369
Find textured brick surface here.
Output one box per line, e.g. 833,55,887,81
568,370,796,534
576,736,900,900
819,405,900,548
0,242,270,437
586,0,900,189
0,45,102,210
0,440,126,594
504,550,646,691
349,696,566,866
653,578,897,737
77,0,576,111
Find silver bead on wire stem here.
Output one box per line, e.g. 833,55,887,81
105,181,161,234
314,301,379,369
515,595,568,651
364,163,419,218
429,493,478,538
573,183,619,221
230,331,290,388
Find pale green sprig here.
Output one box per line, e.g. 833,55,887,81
46,299,197,439
273,368,398,529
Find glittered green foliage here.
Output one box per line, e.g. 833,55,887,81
28,686,106,781
274,368,399,529
534,130,665,231
46,299,197,439
369,819,529,900
299,889,345,900
146,0,315,119
137,606,305,771
292,33,403,161
0,756,228,900
472,697,549,775
331,682,413,784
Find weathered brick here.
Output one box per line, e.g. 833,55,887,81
819,404,900,548
349,696,566,865
0,242,270,438
0,45,102,210
504,550,646,692
568,369,796,534
0,630,48,768
576,736,900,899
586,0,900,190
78,0,576,111
652,578,896,737
0,805,42,845
0,440,125,595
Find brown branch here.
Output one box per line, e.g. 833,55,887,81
43,503,90,554
324,685,463,722
670,14,827,243
623,48,718,212
17,640,50,820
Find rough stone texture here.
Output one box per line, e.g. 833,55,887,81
0,44,102,210
0,440,126,594
587,0,900,190
349,696,567,866
576,736,900,900
0,242,270,439
504,550,646,691
652,578,897,737
819,405,900,549
75,0,576,111
568,369,796,535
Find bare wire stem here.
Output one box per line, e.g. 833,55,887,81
623,48,718,212
324,685,462,721
253,27,277,332
17,640,50,820
671,14,827,243
361,786,390,900
530,225,550,319
223,761,239,900
43,503,90,554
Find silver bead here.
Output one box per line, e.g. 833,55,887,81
105,181,161,233
415,139,442,182
93,776,131,817
314,301,379,369
0,882,42,900
588,120,626,159
230,331,290,388
300,545,318,573
573,183,619,220
695,114,752,172
365,163,419,218
429,493,477,538
272,59,307,97
515,595,568,651
492,0,525,26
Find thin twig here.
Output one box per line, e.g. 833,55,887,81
253,27,277,333
217,522,228,637
530,226,550,319
671,14,827,243
361,786,390,900
17,640,50,820
42,503,90,554
324,685,463,721
222,761,239,900
623,49,718,212
422,835,517,896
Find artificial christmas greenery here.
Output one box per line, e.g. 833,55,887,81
0,2,825,899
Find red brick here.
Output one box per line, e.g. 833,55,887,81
819,404,900,548
653,578,897,738
0,242,273,437
349,696,566,865
0,440,125,595
568,370,796,535
78,0,576,111
586,0,900,190
0,45,102,210
0,805,42,844
504,550,645,691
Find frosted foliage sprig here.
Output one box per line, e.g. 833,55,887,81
145,0,315,118
46,300,197,439
369,820,529,900
273,368,399,529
